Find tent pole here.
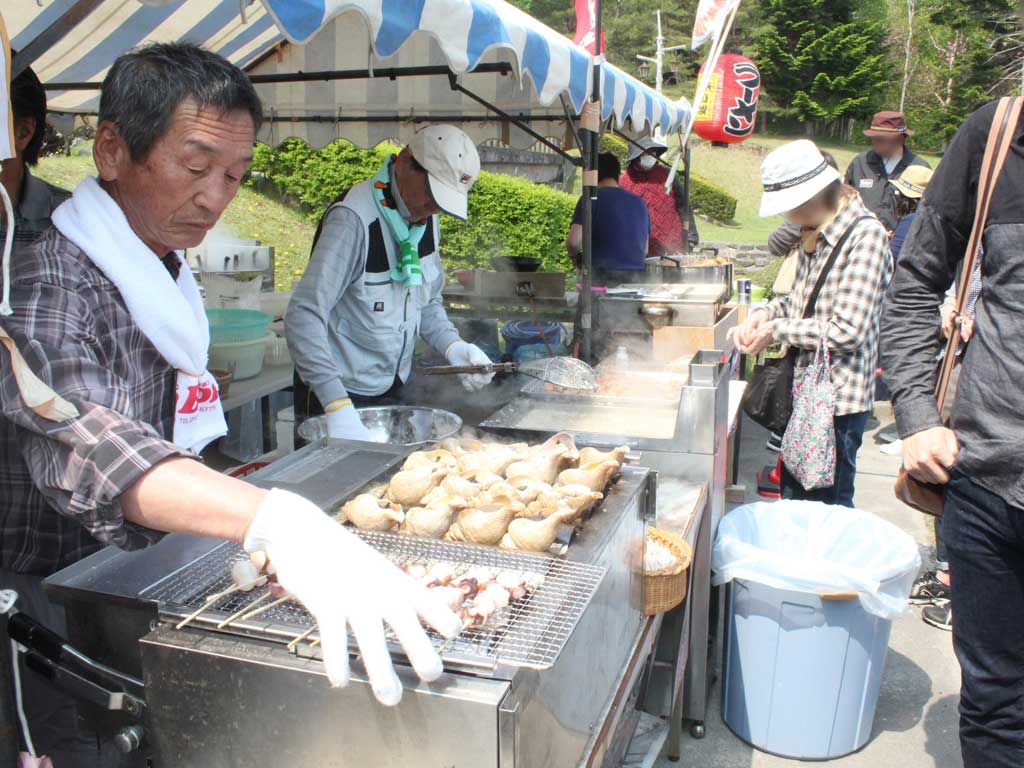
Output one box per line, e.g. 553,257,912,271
43,64,514,92
579,0,603,364
449,75,578,162
682,143,692,254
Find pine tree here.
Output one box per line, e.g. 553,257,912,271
756,0,889,131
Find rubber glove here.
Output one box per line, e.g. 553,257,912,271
324,398,372,440
245,489,461,705
445,340,495,392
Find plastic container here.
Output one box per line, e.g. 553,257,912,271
514,342,569,363
722,578,894,759
713,501,921,759
500,320,564,357
206,308,272,345
208,334,269,381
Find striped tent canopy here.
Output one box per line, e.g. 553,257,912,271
5,0,691,150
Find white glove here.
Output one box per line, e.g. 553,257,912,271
445,341,495,392
324,398,372,440
244,489,461,705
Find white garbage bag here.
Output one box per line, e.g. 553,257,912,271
712,501,921,619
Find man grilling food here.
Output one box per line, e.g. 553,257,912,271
0,43,459,767
285,125,496,441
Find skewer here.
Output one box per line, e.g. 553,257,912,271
221,594,292,627
287,624,318,652
175,582,245,630
215,590,275,629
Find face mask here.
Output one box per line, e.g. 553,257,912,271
638,155,658,171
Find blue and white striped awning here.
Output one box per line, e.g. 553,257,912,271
4,0,690,149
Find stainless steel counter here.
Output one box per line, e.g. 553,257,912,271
44,444,655,768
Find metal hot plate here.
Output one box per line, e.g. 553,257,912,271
610,282,731,303
141,533,605,672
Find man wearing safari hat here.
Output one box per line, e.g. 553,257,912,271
845,111,931,233
286,125,496,440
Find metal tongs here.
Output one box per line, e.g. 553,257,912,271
424,356,599,392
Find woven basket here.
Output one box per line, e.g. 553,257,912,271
643,528,693,616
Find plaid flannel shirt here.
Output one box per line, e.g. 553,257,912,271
0,227,188,576
762,195,894,416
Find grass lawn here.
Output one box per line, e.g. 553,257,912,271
34,147,315,291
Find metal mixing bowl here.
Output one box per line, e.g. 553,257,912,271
297,406,462,446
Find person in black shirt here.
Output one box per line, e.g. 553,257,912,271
880,98,1024,768
0,56,70,249
566,152,651,279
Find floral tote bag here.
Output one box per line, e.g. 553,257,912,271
781,340,836,490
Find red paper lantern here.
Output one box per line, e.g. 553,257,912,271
693,53,761,144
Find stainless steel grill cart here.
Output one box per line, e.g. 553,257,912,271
33,439,656,767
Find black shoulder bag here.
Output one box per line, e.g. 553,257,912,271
740,215,871,434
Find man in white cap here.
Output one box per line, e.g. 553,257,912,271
286,125,494,440
730,140,892,506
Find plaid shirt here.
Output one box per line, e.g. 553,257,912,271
763,195,894,416
0,227,188,576
619,164,685,256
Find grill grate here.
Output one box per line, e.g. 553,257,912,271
142,532,606,671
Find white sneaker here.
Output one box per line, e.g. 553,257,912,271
880,439,903,456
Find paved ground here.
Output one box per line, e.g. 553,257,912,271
656,404,963,768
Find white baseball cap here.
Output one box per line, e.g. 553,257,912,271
408,125,480,220
759,139,841,217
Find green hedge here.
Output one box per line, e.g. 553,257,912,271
689,174,737,223
600,133,630,164
249,139,577,280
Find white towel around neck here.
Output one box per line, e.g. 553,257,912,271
51,176,227,452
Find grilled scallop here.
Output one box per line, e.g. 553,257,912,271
441,474,480,499
500,509,575,552
459,442,529,475
402,449,459,472
527,484,603,522
459,468,503,490
402,504,458,539
578,446,630,469
474,482,527,516
339,494,405,532
506,478,552,506
444,504,517,546
386,465,446,507
557,460,621,493
505,447,569,486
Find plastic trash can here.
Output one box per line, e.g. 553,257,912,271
500,320,564,358
713,501,920,760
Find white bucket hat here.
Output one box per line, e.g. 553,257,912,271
626,136,669,164
759,140,841,217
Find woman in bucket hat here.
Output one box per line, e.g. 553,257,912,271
889,165,935,261
844,111,931,232
729,140,894,506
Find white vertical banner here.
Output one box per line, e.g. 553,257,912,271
665,0,741,191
